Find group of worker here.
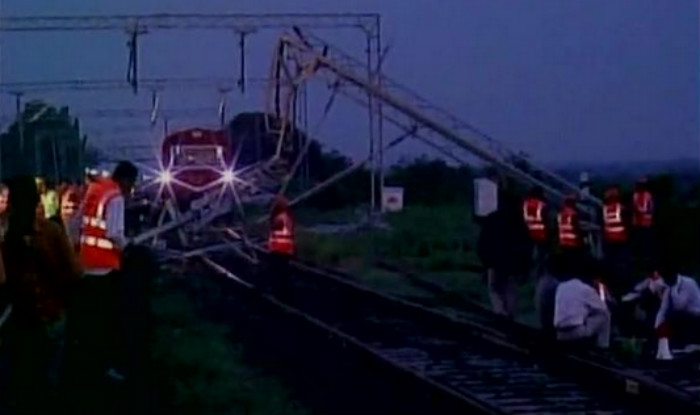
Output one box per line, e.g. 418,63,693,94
523,179,655,275
480,177,700,360
0,161,140,413
267,176,699,360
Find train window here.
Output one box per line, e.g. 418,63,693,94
173,145,222,166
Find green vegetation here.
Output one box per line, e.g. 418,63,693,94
292,154,699,330
0,100,86,181
294,204,533,322
151,289,308,415
297,205,478,268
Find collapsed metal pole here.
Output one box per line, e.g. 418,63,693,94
288,32,598,209
375,17,385,213
325,71,602,229
126,30,139,94
237,30,251,94
365,30,376,218
278,79,340,196
13,91,23,155
280,34,601,210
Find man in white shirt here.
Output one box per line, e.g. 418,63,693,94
553,259,611,349
655,272,700,347
646,245,700,359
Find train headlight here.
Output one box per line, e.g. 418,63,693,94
222,169,235,184
157,170,173,184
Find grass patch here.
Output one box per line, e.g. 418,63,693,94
294,206,362,226
295,205,542,327
296,205,479,270
151,292,308,415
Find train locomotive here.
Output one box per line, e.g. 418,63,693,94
155,128,234,208
152,113,304,210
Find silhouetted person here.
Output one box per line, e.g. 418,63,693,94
601,186,631,296
535,253,563,338
523,186,549,278
556,195,586,267
631,178,655,265
1,175,82,414
477,191,532,319
0,183,9,242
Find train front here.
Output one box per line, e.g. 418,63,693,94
155,128,235,209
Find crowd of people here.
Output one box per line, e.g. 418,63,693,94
0,161,141,414
478,178,700,360
0,157,694,413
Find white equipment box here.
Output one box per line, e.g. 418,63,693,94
474,178,498,217
382,187,404,212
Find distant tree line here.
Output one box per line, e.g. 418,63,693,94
0,100,104,183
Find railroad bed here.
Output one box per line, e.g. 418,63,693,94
370,260,700,403
199,250,700,415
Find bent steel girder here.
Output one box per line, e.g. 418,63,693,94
276,31,602,215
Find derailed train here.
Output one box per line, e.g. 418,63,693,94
152,112,303,207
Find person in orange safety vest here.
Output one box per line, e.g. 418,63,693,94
631,178,655,264
602,187,628,244
557,196,582,249
632,178,654,229
267,196,295,298
77,161,139,383
80,178,124,271
523,186,548,277
602,186,632,296
268,196,295,256
557,195,586,270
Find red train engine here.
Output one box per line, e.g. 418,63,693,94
156,128,234,207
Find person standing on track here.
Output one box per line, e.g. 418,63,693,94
267,195,295,299
601,186,630,295
477,191,532,319
534,253,563,339
74,161,138,389
523,186,549,278
556,195,585,268
630,178,655,265
37,178,59,220
1,175,82,413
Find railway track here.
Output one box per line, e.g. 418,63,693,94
197,250,699,415
371,261,700,403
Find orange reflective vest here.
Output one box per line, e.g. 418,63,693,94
603,202,627,243
79,178,122,271
632,190,653,228
557,206,581,248
268,211,295,255
523,197,547,243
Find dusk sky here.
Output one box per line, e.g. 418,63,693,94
1,0,698,166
